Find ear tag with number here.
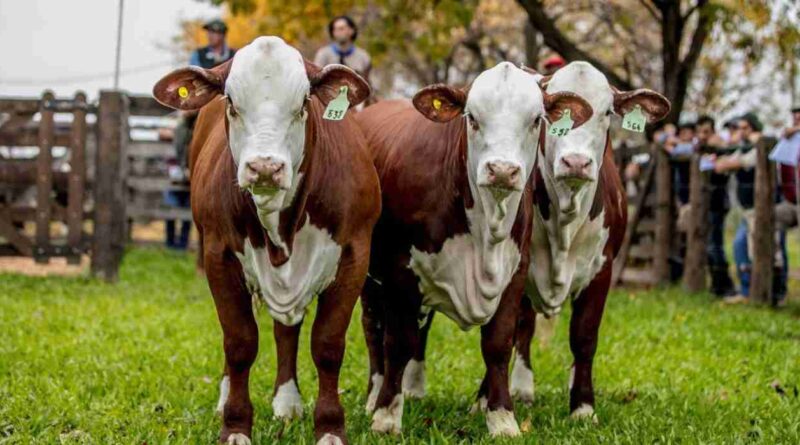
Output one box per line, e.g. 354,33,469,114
622,105,646,132
178,86,189,99
323,86,350,121
548,109,573,137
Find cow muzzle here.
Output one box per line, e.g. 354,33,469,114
481,160,523,196
555,153,593,186
243,156,289,192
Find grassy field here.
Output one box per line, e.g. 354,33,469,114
1,248,799,444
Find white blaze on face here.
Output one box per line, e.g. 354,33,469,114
225,36,310,214
465,62,545,242
544,61,614,185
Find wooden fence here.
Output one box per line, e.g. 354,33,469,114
614,138,782,304
0,91,179,281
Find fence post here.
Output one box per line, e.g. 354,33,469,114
92,91,129,282
653,145,672,284
683,152,708,292
67,91,88,265
749,137,776,304
35,91,55,263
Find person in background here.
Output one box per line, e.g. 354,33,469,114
662,121,695,280
695,115,736,297
165,19,236,250
314,15,371,79
714,113,788,305
541,55,566,75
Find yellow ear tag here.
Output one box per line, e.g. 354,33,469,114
432,98,442,110
178,86,189,99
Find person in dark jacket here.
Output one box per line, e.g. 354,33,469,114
696,115,736,296
165,19,236,250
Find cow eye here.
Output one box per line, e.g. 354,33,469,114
226,96,238,118
466,113,480,131
605,109,614,117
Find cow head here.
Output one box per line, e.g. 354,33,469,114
153,36,370,214
413,62,593,241
542,62,669,191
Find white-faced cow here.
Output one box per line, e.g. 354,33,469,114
153,36,380,445
356,62,593,437
508,61,670,420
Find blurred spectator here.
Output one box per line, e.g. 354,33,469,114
314,15,371,79
541,55,566,75
714,113,787,305
166,19,236,250
696,115,736,297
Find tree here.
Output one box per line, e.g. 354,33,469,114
515,0,800,124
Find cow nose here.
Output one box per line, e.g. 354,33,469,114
560,154,592,177
245,156,286,189
486,161,521,190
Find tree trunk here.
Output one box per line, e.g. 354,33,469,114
524,21,541,69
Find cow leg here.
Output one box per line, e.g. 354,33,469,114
510,297,536,404
361,277,385,413
272,321,303,420
479,280,523,437
568,264,611,423
206,245,258,445
310,246,368,445
402,310,433,399
371,279,420,435
215,365,230,416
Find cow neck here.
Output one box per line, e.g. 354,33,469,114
533,130,609,249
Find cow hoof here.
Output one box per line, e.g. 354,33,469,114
272,379,303,420
570,404,598,424
402,359,426,399
365,373,383,413
371,394,404,434
509,353,535,404
316,433,344,445
216,376,230,416
486,408,521,437
226,433,251,445
469,396,488,414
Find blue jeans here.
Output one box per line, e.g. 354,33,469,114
733,218,787,300
164,191,191,250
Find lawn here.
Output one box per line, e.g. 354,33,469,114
1,248,799,444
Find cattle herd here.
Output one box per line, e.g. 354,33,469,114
153,36,670,445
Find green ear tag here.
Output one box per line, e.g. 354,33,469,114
323,86,350,121
548,109,573,137
622,105,646,132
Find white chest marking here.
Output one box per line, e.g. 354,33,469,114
527,207,608,316
409,232,520,330
237,215,342,326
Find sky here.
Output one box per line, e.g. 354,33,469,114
0,0,222,99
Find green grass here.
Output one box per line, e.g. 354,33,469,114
1,248,799,444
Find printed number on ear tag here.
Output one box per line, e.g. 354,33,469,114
548,109,573,137
323,86,350,121
622,105,646,132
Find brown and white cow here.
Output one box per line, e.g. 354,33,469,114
357,62,593,436
152,36,380,445
508,61,670,420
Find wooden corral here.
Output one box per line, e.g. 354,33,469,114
0,91,182,281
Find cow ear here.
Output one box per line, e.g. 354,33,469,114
307,62,371,107
152,60,231,111
412,84,467,123
613,89,671,123
543,91,593,130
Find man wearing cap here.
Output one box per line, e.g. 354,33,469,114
314,15,371,79
541,55,566,75
189,19,236,69
164,19,236,250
